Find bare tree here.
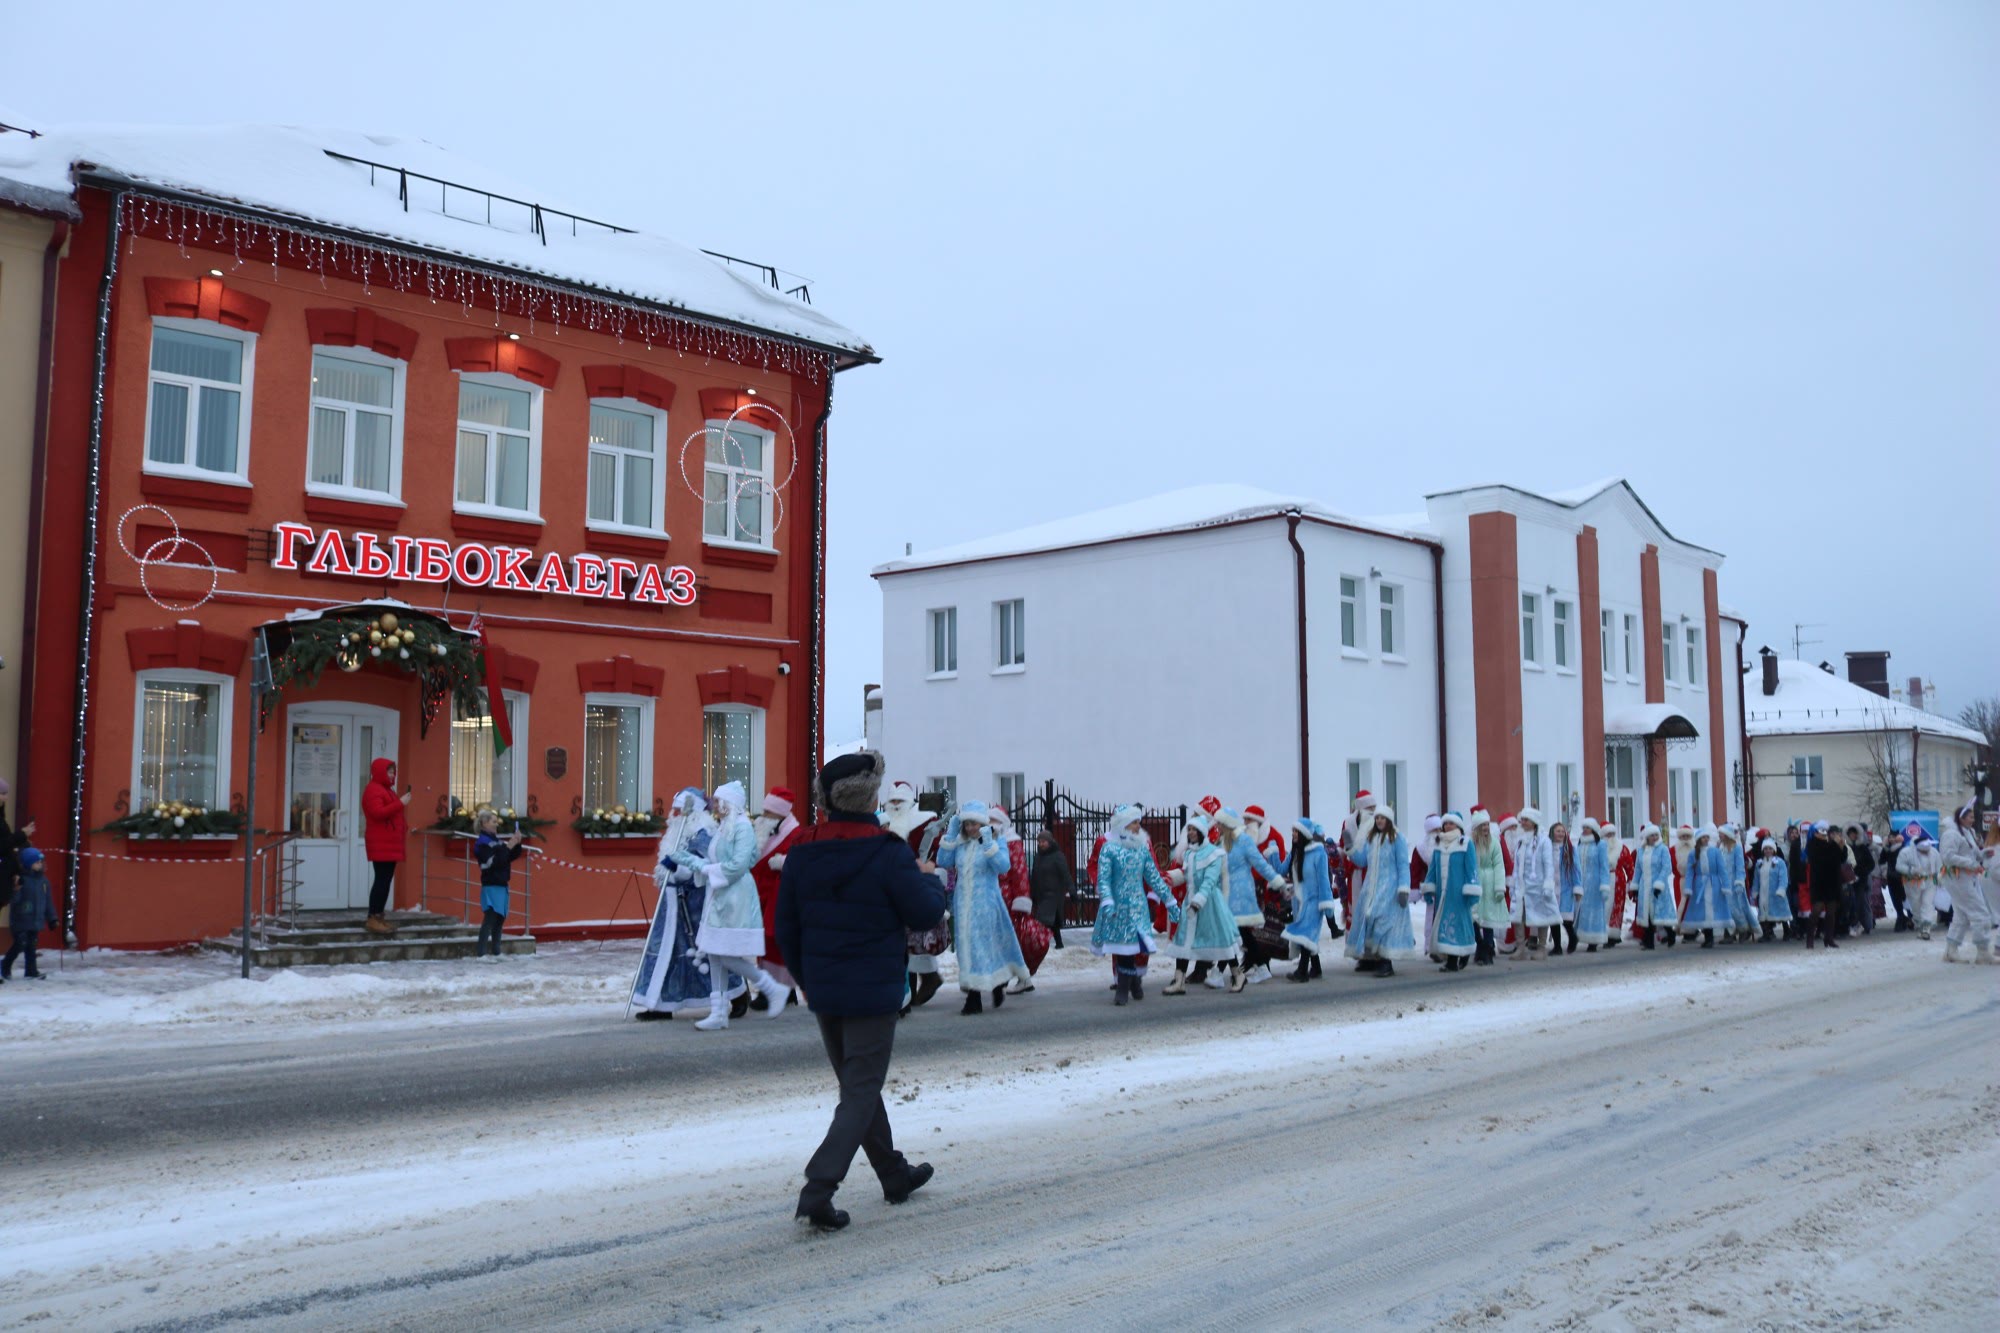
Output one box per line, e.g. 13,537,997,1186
1957,696,1999,761
1848,720,1914,832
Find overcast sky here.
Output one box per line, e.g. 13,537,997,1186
8,1,1995,740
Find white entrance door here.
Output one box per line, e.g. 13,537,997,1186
287,703,399,911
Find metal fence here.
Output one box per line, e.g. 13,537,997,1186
1009,780,1190,927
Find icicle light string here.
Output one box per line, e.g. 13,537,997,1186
117,194,829,381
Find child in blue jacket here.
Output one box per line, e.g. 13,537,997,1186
4,848,56,980
473,812,529,960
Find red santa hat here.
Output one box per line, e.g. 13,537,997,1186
1244,805,1268,824
1197,794,1222,818
1499,812,1519,832
886,781,917,805
1353,789,1377,809
762,787,796,818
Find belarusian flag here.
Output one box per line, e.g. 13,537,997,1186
472,615,513,757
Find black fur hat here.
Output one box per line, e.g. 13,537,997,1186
815,750,885,815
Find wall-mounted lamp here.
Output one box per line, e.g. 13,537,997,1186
1368,566,1382,578
506,332,521,342
207,268,224,278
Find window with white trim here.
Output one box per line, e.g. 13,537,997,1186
587,399,666,533
1662,623,1678,683
133,670,233,813
1527,762,1547,813
145,321,254,481
927,775,957,803
449,690,528,816
1558,762,1578,822
703,418,775,549
928,607,958,676
1347,759,1373,807
1623,614,1639,680
1379,583,1403,657
1601,609,1615,680
1521,593,1541,666
995,599,1025,669
1553,599,1573,670
308,347,402,499
1383,761,1406,817
1791,755,1824,793
1686,627,1703,688
1690,767,1706,826
996,772,1027,810
1340,576,1366,651
703,704,764,798
583,693,654,813
1669,767,1686,826
455,375,541,517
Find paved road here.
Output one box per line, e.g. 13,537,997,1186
6,935,1996,1332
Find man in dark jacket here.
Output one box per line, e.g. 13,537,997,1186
1846,826,1876,936
778,750,947,1232
1806,823,1847,948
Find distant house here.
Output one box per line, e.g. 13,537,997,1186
873,478,1745,836
1745,653,1985,830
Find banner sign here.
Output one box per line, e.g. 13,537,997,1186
1889,810,1940,841
270,523,697,607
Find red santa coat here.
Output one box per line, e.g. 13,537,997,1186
752,816,802,965
1611,842,1638,939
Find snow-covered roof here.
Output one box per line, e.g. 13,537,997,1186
874,484,1436,576
1424,477,1721,561
1746,658,1983,744
0,118,871,361
1605,702,1702,740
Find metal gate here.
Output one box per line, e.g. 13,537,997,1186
1012,780,1189,927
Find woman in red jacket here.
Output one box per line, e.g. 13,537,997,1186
360,757,411,935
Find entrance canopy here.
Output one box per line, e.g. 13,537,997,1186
1604,703,1701,742
258,600,482,737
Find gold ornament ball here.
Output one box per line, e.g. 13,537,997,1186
378,613,400,633
369,629,383,644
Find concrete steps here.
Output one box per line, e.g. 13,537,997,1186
202,910,537,967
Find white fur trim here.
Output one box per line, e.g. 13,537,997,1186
1010,896,1033,912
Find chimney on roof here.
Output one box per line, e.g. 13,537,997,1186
1818,661,1834,675
1845,650,1891,699
1908,676,1925,711
1759,646,1778,697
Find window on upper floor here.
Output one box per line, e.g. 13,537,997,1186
1521,593,1542,666
995,599,1025,670
456,375,541,517
703,418,775,549
1792,755,1824,793
928,607,958,677
1553,599,1573,670
308,348,402,500
587,399,667,534
146,321,254,482
1601,609,1615,680
1623,614,1639,680
1379,583,1404,658
1340,576,1364,651
1662,623,1678,683
1686,626,1703,688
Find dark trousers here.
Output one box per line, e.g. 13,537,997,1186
800,1011,907,1211
3,931,38,977
368,861,396,916
1473,926,1496,962
477,909,505,956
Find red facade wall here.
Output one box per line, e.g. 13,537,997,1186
1639,544,1666,824
1468,511,1524,813
1576,526,1605,824
22,189,835,948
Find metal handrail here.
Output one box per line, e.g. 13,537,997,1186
248,831,305,937
418,828,534,942
323,149,633,246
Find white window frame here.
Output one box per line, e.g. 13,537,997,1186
143,317,256,484
450,689,529,815
1669,768,1686,826
1622,613,1639,682
1347,759,1373,806
1558,761,1578,823
1600,609,1616,681
582,691,655,813
702,703,766,800
994,598,1025,672
927,775,958,804
1527,761,1547,813
996,772,1027,810
927,607,958,678
1792,755,1824,793
1690,767,1706,826
1379,582,1405,661
1662,622,1678,684
1521,593,1542,668
586,396,669,537
702,417,777,552
454,371,544,521
1552,599,1574,672
1339,575,1366,655
1686,626,1704,690
131,669,235,812
1383,760,1406,817
306,344,406,503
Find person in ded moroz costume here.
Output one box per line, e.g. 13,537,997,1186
750,787,803,1006
684,781,791,1030
633,788,740,1020
881,782,946,1007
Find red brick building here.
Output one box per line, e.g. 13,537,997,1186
4,125,875,948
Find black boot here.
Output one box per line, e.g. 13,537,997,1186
913,973,944,1007
1701,929,1715,948
961,990,983,1015
1309,952,1323,978
730,992,751,1019
795,1200,850,1231
991,985,1006,1010
1113,974,1130,1007
1565,923,1580,953
1189,961,1211,985
1373,960,1396,978
1127,971,1143,1001
1760,922,1776,943
1640,927,1656,950
1290,954,1312,982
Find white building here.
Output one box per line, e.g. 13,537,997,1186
1745,652,1986,831
873,479,1746,836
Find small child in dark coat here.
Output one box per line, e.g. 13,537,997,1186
474,812,529,960
5,848,56,980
